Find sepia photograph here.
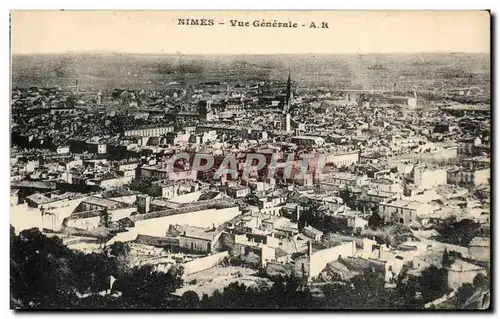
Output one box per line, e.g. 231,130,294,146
9,10,491,310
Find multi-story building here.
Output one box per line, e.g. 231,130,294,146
149,180,200,200
176,111,200,127
413,166,447,190
447,168,490,187
389,136,426,152
196,123,247,139
123,126,174,137
458,137,482,155
291,136,325,149
318,172,358,190
379,199,434,225
226,185,251,199
369,178,403,194
447,156,490,186
140,164,198,181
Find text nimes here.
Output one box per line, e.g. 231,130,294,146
177,18,329,29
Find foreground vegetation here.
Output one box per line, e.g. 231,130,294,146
10,226,486,310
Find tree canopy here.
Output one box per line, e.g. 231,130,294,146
10,226,184,309
11,226,450,310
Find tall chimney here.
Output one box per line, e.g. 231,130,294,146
76,79,79,93
307,240,313,258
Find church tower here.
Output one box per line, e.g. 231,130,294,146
284,69,293,114
283,70,293,133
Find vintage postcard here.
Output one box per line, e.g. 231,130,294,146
9,10,491,310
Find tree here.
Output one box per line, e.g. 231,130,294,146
11,227,185,309
435,219,481,246
398,276,422,309
456,283,475,305
200,293,211,308
113,264,184,309
473,273,489,289
192,270,428,309
321,233,343,248
129,176,156,194
368,211,383,230
109,241,133,274
195,275,310,309
69,252,116,296
419,266,448,303
317,271,423,309
338,165,350,172
181,291,200,309
442,249,452,268
242,252,261,268
166,264,185,290
10,228,76,309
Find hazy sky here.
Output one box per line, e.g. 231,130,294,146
11,10,490,55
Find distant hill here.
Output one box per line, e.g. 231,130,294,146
11,52,490,92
